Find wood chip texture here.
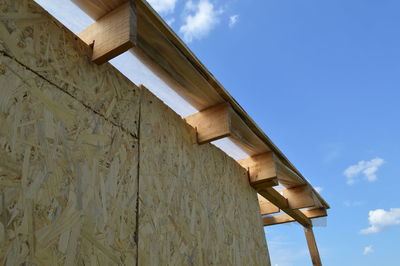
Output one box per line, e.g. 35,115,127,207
0,0,270,265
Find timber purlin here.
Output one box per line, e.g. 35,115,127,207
1,0,329,264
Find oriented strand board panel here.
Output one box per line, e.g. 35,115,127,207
138,89,270,266
1,0,271,265
0,53,139,264
0,0,140,137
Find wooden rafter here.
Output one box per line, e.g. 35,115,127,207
263,208,327,226
258,185,317,216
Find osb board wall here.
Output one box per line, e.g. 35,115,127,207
0,0,141,136
139,90,270,265
0,55,139,265
0,0,271,265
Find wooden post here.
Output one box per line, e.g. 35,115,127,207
304,227,322,266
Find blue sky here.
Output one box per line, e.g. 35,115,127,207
36,0,400,265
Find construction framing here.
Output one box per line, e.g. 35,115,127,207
0,0,329,265
73,0,330,264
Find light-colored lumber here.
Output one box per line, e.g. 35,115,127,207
304,227,323,266
282,185,316,209
258,194,280,215
263,208,327,226
238,152,306,188
258,188,312,227
184,103,231,143
78,2,136,64
238,152,279,188
72,0,124,19
258,185,316,216
185,103,269,155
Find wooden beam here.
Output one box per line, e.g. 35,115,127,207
263,208,327,226
259,188,288,209
258,185,316,216
184,103,230,143
282,185,316,209
72,0,124,20
238,152,276,187
78,2,136,64
257,188,312,227
258,195,280,215
238,152,306,188
304,227,323,266
184,103,269,156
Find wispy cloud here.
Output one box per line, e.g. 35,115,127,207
363,245,374,255
180,0,222,42
229,14,239,28
268,235,309,266
344,200,364,207
321,142,344,164
360,208,400,234
314,186,323,193
343,157,385,184
166,17,176,26
147,0,178,14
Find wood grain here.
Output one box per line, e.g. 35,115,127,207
282,185,316,210
304,227,323,266
78,2,136,64
139,89,271,265
184,103,231,143
258,195,280,215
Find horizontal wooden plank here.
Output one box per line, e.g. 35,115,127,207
263,208,327,226
184,103,230,143
282,185,316,210
258,185,316,216
185,103,269,155
238,153,277,187
72,0,123,19
258,194,280,215
257,188,312,227
78,2,136,64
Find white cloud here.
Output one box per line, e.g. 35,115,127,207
147,0,178,14
180,0,222,42
363,245,374,255
166,17,176,26
229,14,239,28
268,235,309,266
343,157,385,184
360,208,400,234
